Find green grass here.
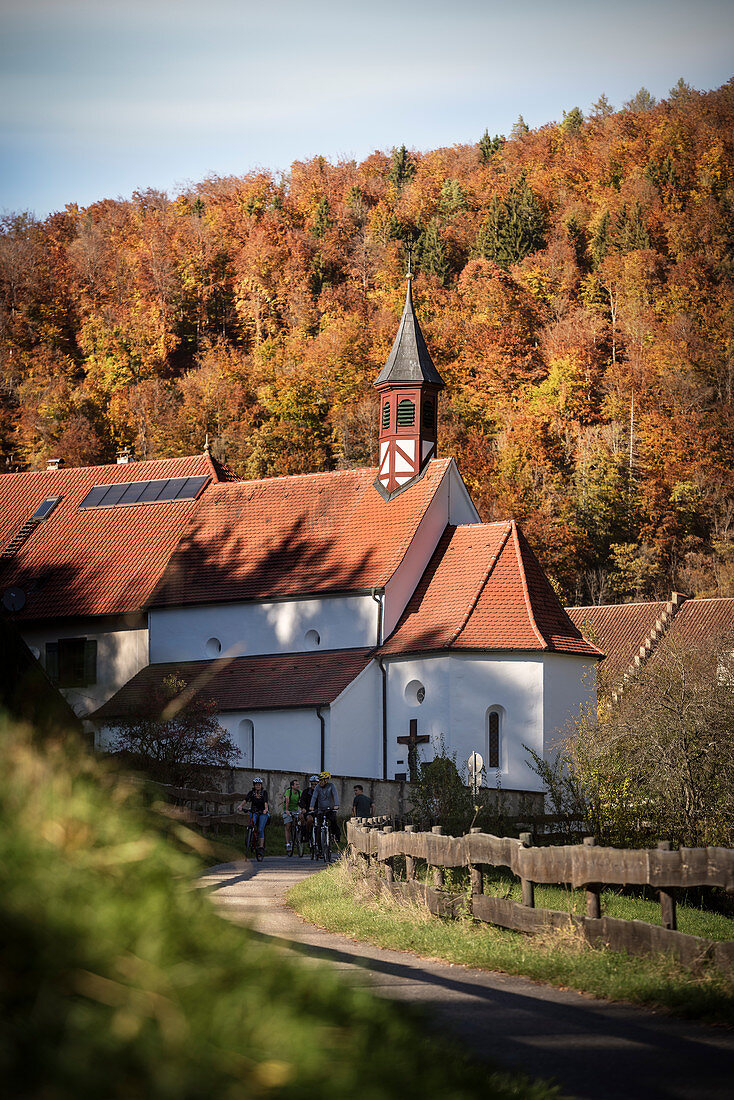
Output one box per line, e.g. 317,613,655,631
287,857,734,1027
1,720,562,1100
445,865,734,942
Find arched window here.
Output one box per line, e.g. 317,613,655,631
423,398,436,429
396,399,415,426
486,709,501,770
382,402,391,429
238,719,254,767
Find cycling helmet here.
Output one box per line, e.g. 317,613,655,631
319,771,331,780
309,775,319,782
253,776,263,784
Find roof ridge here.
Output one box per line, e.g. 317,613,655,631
511,521,549,650
448,521,513,647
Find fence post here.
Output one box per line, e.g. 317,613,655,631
469,827,484,897
404,825,416,881
431,825,445,888
657,840,677,930
383,826,394,884
519,831,535,909
583,836,601,919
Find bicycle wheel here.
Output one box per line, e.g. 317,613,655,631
246,825,256,858
321,822,331,864
295,821,305,858
286,822,295,857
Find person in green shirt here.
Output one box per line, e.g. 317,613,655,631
282,779,301,852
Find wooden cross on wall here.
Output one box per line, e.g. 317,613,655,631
397,719,429,781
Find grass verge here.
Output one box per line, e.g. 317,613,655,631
1,719,560,1100
287,855,734,1027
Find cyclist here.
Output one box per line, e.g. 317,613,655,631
282,778,301,853
299,775,318,846
309,771,340,844
237,778,269,852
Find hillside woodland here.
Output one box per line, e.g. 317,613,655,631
1,80,733,603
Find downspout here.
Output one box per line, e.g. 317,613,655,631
370,587,383,647
378,658,388,781
372,588,388,781
317,706,325,772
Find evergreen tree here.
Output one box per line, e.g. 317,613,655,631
312,197,332,239
590,94,614,120
669,77,694,104
624,87,657,113
616,202,649,252
561,107,584,134
590,210,611,268
414,220,448,284
478,130,504,163
510,115,530,139
439,179,467,216
388,145,416,192
473,174,546,268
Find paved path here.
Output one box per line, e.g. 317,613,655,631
200,856,734,1100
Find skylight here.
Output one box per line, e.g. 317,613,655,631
79,476,209,510
31,497,62,521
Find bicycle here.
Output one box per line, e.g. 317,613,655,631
292,816,305,858
315,811,332,864
245,814,267,862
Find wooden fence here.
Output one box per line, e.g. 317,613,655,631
347,821,734,976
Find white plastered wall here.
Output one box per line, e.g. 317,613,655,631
22,616,148,718
383,652,550,792
216,709,325,774
542,654,597,759
149,594,379,663
382,461,479,639
329,661,382,778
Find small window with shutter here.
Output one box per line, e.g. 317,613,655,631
382,402,390,429
46,637,97,687
396,399,415,427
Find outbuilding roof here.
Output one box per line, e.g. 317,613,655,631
0,454,224,620
92,648,374,719
379,521,601,658
565,600,668,689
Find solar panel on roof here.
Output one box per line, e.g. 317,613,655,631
79,476,210,510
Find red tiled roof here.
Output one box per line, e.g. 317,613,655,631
149,459,453,607
92,648,374,719
0,455,223,620
661,597,734,651
380,521,601,658
565,601,668,688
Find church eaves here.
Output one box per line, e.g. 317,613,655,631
374,277,446,388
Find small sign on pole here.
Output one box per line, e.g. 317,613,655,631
467,751,483,798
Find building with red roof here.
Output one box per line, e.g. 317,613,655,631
1,282,601,790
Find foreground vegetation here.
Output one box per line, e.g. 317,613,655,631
1,720,565,1100
287,857,734,1027
2,80,734,602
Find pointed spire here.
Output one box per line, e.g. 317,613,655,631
374,277,445,388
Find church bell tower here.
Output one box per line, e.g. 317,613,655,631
374,275,446,499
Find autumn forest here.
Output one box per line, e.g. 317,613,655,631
1,80,733,604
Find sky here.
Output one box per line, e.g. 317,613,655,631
1,0,733,219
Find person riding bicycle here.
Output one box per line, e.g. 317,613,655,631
299,775,319,834
282,778,300,853
309,771,340,843
237,778,269,852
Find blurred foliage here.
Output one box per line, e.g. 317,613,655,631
0,716,512,1099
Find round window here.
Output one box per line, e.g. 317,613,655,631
404,679,426,706
205,637,222,657
305,629,321,649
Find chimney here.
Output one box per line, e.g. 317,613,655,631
117,448,131,464
46,458,64,471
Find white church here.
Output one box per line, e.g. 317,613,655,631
0,279,601,794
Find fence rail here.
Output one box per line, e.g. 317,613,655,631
347,822,734,975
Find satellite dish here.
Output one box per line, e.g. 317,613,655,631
2,586,26,612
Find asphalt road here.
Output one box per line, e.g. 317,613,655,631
200,856,734,1100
